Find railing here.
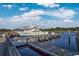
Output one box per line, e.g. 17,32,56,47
5,37,57,56
8,46,21,56
6,37,21,56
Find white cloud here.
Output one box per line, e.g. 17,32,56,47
0,18,3,20
63,19,73,23
0,18,4,23
0,8,77,29
10,15,21,22
36,3,59,8
58,8,76,18
19,7,28,11
26,9,45,16
45,8,76,24
3,4,13,9
10,10,45,22
50,8,76,19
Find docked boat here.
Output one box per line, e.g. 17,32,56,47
14,25,49,36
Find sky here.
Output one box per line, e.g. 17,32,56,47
0,3,79,29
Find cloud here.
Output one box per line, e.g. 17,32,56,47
50,8,76,19
19,7,28,11
26,9,45,16
9,9,58,28
0,8,77,29
58,8,76,18
10,9,45,22
36,3,59,8
0,18,12,29
45,8,76,24
63,19,73,23
0,18,4,23
3,4,13,9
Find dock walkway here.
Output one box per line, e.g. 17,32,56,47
0,43,5,56
0,36,7,56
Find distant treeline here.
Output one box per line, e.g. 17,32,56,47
40,27,79,32
1,27,79,33
0,29,12,34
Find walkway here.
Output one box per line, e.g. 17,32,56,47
0,36,7,56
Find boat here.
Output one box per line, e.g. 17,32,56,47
14,25,49,36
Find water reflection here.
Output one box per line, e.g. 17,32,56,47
18,47,40,56
52,32,78,52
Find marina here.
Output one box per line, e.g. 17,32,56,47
0,3,79,57
0,25,79,56
10,32,79,56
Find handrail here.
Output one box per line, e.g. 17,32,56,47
9,46,21,56
6,37,57,56
6,37,21,56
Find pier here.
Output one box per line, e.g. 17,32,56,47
0,35,8,56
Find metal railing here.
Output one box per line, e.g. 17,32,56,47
5,36,58,56
6,37,21,56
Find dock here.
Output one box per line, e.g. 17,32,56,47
0,36,7,56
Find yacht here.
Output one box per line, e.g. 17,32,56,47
14,25,48,36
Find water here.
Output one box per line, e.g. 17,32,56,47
18,32,78,52
10,40,40,56
52,32,78,52
18,47,40,56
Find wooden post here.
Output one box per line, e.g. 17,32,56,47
26,37,29,44
68,29,70,49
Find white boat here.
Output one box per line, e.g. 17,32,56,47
15,25,49,36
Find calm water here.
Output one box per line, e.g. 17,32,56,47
52,32,78,52
18,47,39,56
